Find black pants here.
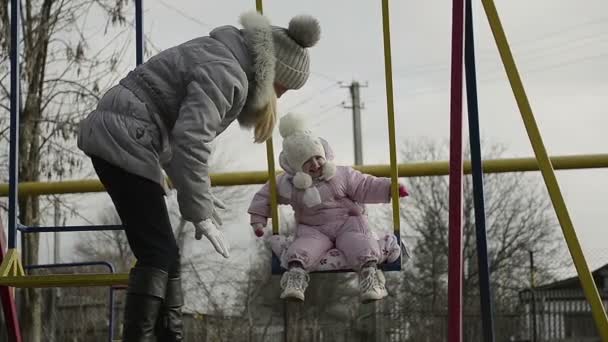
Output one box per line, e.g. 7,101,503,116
91,156,180,278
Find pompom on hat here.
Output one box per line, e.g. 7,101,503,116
279,113,335,190
272,15,321,90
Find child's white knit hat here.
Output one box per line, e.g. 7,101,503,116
279,113,336,189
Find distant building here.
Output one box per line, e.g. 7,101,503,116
519,263,608,342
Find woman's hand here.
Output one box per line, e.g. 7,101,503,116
193,218,230,258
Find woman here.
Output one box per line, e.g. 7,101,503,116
77,11,320,341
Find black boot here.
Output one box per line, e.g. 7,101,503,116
154,277,184,341
122,267,168,342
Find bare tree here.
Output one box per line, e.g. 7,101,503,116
0,1,139,340
391,139,565,340
185,245,273,342
72,140,255,335
73,206,134,272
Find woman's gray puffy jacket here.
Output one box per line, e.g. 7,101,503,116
78,12,276,223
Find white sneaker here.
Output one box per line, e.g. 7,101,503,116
376,269,389,298
280,268,309,302
359,267,388,303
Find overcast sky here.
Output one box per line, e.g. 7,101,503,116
33,0,607,280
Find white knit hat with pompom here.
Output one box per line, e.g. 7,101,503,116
279,113,335,189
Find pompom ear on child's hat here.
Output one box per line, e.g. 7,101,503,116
279,113,335,189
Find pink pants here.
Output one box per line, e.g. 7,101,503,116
285,216,381,270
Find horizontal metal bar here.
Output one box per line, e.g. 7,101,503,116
17,225,123,233
0,154,606,197
25,261,115,273
0,273,128,288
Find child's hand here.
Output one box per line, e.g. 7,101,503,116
398,184,409,198
252,223,265,237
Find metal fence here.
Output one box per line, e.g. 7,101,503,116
1,289,605,342
519,289,606,342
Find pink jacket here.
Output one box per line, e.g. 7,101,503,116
248,166,392,227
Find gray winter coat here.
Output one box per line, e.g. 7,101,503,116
78,12,275,223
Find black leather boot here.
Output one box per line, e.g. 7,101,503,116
122,267,168,342
154,276,184,341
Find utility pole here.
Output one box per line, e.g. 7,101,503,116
341,81,367,165
343,81,384,340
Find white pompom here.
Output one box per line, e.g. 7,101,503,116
287,15,321,48
239,10,271,29
279,112,308,138
293,172,313,189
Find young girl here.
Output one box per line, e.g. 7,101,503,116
78,12,321,341
248,113,408,303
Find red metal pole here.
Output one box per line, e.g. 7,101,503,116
0,214,22,342
448,0,466,341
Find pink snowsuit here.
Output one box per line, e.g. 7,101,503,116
248,165,393,270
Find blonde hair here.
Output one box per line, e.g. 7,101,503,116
253,95,278,143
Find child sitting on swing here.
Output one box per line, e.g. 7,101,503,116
248,113,408,303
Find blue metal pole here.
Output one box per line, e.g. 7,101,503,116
108,287,115,342
135,0,143,66
464,0,495,341
17,225,123,233
9,0,21,249
24,261,115,271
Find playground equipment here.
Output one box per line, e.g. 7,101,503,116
1,0,608,341
267,0,403,275
24,261,122,342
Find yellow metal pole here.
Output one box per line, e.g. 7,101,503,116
0,273,129,288
381,0,400,236
1,154,607,196
255,0,280,235
0,249,24,277
481,1,608,340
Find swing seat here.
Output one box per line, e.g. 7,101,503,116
269,232,409,274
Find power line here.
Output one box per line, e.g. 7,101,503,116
364,49,608,104
310,103,344,128
151,2,340,85
284,82,340,112
495,15,608,49
157,0,213,29
318,103,343,115
391,26,608,80
476,30,608,64
311,71,341,83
